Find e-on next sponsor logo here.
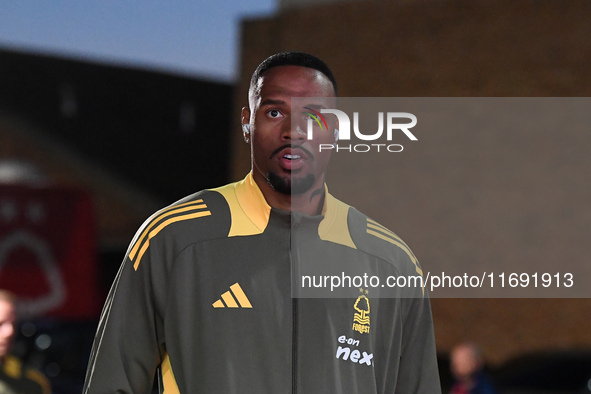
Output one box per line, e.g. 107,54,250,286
305,109,417,153
335,335,374,366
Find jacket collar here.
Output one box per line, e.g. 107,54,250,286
237,172,352,243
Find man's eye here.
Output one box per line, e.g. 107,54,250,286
268,110,281,118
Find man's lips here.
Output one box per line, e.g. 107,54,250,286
271,144,314,171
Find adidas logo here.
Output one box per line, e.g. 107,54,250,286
212,283,252,308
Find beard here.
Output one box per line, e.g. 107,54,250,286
267,171,315,195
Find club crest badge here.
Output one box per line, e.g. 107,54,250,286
352,288,370,334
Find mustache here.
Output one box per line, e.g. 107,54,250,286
270,144,314,160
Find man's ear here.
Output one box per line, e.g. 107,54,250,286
241,107,251,143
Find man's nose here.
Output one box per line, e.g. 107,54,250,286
281,118,306,141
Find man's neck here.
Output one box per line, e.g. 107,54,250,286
255,177,325,216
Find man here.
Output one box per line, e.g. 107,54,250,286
0,290,51,394
450,343,496,394
84,52,440,393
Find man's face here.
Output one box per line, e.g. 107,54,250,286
0,300,15,358
245,65,336,196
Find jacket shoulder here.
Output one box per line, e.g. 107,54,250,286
126,189,231,270
347,207,423,277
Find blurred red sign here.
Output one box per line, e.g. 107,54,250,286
0,184,100,319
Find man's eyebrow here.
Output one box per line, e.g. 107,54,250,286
302,103,327,111
260,98,288,107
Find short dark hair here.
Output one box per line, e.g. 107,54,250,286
249,51,337,95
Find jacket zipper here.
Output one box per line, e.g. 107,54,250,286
291,297,298,394
290,220,299,394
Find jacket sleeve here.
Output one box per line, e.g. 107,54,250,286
394,291,441,394
83,237,167,393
